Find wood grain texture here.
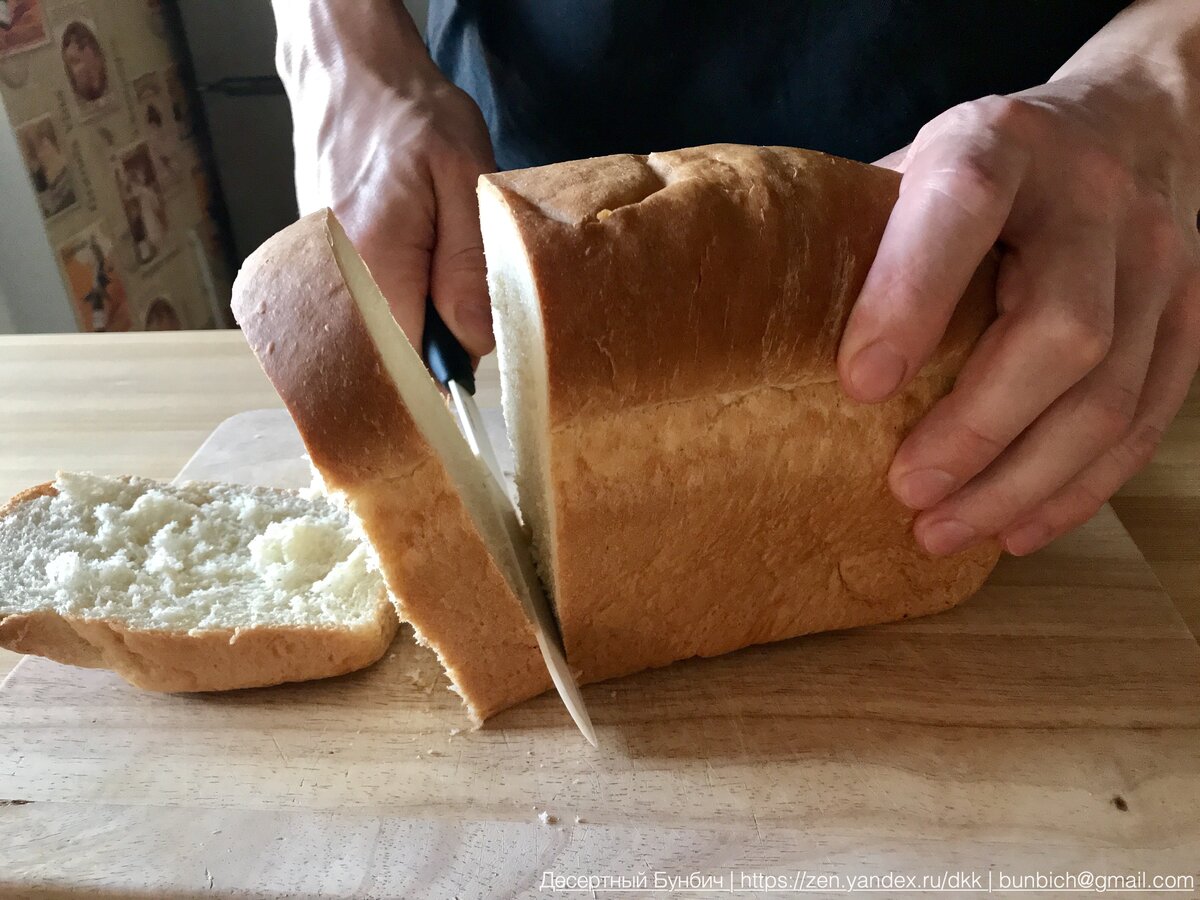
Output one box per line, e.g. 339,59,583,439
1,333,1198,899
1109,377,1200,640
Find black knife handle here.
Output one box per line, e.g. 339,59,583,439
421,296,475,395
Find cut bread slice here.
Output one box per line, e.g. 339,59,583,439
0,472,398,691
232,210,551,725
481,144,1002,683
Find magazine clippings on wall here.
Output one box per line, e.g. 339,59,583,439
132,70,182,184
57,221,132,333
16,112,80,219
0,0,50,58
163,62,192,141
54,12,116,121
143,292,182,331
114,139,169,267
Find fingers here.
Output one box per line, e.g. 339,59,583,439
890,226,1117,513
838,98,1030,403
907,198,1198,557
911,237,1163,556
1001,278,1200,555
431,155,495,358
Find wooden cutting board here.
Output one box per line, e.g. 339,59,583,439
2,409,1199,899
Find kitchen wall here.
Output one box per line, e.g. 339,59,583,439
0,89,76,333
0,282,16,333
0,0,231,334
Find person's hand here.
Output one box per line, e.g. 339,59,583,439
837,74,1200,558
277,2,496,356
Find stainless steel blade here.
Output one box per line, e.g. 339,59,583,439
448,381,597,745
449,381,507,496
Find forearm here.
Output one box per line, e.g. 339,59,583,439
273,0,435,98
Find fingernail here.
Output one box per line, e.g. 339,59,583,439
1004,522,1052,556
848,341,907,402
894,468,957,509
918,519,977,556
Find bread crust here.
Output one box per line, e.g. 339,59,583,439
0,604,399,692
483,144,1002,683
0,482,400,691
232,210,550,722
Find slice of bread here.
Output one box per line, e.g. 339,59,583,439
481,144,1003,683
0,472,398,691
232,210,551,725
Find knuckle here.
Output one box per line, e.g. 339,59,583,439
1042,307,1112,369
1085,382,1139,441
947,154,1011,219
1120,422,1166,471
954,414,1009,460
970,94,1043,140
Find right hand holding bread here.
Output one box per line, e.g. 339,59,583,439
273,0,497,356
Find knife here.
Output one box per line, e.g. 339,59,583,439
422,297,597,745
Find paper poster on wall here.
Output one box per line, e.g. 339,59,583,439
0,0,50,57
132,71,181,183
143,293,182,330
55,14,115,120
16,112,79,219
163,63,192,141
190,163,223,263
58,221,132,332
114,140,169,266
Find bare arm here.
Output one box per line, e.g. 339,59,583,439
839,0,1200,557
273,0,496,353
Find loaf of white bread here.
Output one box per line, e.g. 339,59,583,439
480,144,1001,683
0,144,1000,720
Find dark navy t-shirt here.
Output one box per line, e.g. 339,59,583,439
427,1,1129,171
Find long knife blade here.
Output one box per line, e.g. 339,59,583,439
423,299,596,744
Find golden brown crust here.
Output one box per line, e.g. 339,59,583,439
483,145,996,421
0,600,399,692
232,210,551,722
0,481,58,517
0,479,401,691
483,144,1002,683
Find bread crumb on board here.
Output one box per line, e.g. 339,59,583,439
537,810,557,825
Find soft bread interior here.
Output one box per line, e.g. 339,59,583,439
324,217,535,622
0,472,384,630
479,187,560,601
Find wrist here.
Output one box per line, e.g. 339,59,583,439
1043,61,1200,196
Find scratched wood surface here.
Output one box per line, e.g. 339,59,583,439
2,395,1199,898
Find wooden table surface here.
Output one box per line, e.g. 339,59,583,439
2,329,1196,669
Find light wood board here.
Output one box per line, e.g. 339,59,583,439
1,408,1199,899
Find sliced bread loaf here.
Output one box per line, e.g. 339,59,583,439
0,472,398,691
232,210,551,724
481,144,1003,683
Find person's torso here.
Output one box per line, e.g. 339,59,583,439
427,0,1130,170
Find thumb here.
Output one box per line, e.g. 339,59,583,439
430,162,494,357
